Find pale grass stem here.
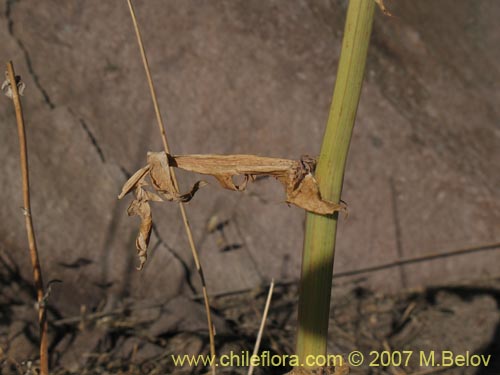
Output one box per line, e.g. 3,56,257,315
125,1,216,374
248,279,275,375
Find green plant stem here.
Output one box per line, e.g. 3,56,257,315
296,0,375,364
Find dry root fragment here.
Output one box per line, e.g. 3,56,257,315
119,152,347,269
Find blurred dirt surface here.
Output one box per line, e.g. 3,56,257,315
0,0,499,373
1,270,499,374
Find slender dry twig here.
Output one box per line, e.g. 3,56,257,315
5,61,49,375
330,240,500,279
248,279,275,375
125,1,216,373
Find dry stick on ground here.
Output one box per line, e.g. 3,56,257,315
5,61,49,375
248,279,275,375
125,1,217,373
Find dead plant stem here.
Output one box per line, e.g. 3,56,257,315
6,61,49,375
125,1,216,373
248,279,275,375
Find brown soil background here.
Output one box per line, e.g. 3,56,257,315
0,0,499,374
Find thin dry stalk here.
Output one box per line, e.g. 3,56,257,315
125,1,216,373
248,279,275,375
6,61,49,375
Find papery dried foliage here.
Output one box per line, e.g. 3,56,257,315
171,153,346,215
118,154,206,269
119,152,346,269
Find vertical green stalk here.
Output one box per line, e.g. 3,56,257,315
296,0,375,364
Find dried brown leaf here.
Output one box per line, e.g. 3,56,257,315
147,152,177,199
172,154,297,176
123,167,156,270
119,152,347,269
170,153,346,215
286,174,346,215
127,195,152,270
118,153,208,269
118,165,150,199
147,152,208,202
